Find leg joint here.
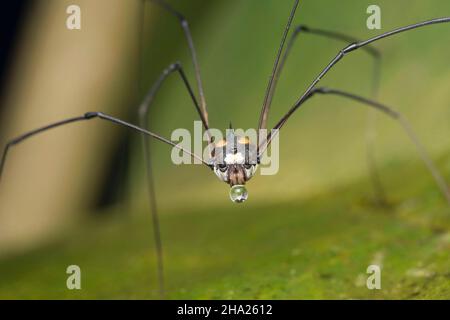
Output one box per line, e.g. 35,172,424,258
84,112,102,119
342,43,358,55
168,61,182,72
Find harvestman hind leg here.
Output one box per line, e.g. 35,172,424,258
138,62,210,296
261,23,386,204
302,87,450,208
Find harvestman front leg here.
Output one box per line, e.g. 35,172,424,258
265,25,382,113
0,112,208,183
270,17,450,133
303,87,450,207
264,24,386,204
138,62,210,296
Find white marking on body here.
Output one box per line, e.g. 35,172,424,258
224,152,245,164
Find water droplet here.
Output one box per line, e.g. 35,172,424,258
229,185,248,203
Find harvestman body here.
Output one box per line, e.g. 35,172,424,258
1,0,450,295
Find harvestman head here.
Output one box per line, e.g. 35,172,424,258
209,129,259,202
1,0,450,296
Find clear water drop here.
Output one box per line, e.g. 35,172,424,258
229,185,248,203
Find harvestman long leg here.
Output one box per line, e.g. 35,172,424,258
263,23,386,204
264,25,382,121
302,87,450,207
138,62,210,296
0,112,208,183
149,0,210,125
258,0,299,133
259,15,450,148
267,17,450,135
258,9,450,205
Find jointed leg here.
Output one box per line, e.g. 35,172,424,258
262,15,450,171
0,112,208,186
1,116,87,181
138,61,210,296
271,16,450,134
139,62,209,134
304,87,450,208
149,0,210,125
260,23,386,204
266,25,382,111
0,112,206,294
258,0,299,132
0,109,208,298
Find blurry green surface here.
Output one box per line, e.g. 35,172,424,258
0,153,449,299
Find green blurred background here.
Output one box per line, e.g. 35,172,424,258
0,0,449,299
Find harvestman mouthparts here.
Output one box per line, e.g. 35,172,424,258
1,0,450,297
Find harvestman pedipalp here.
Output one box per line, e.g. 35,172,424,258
1,0,450,296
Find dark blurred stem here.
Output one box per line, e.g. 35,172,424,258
0,144,11,183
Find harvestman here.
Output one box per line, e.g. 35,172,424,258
1,0,450,295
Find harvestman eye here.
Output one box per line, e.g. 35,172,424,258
1,0,450,297
218,163,227,171
244,164,252,170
